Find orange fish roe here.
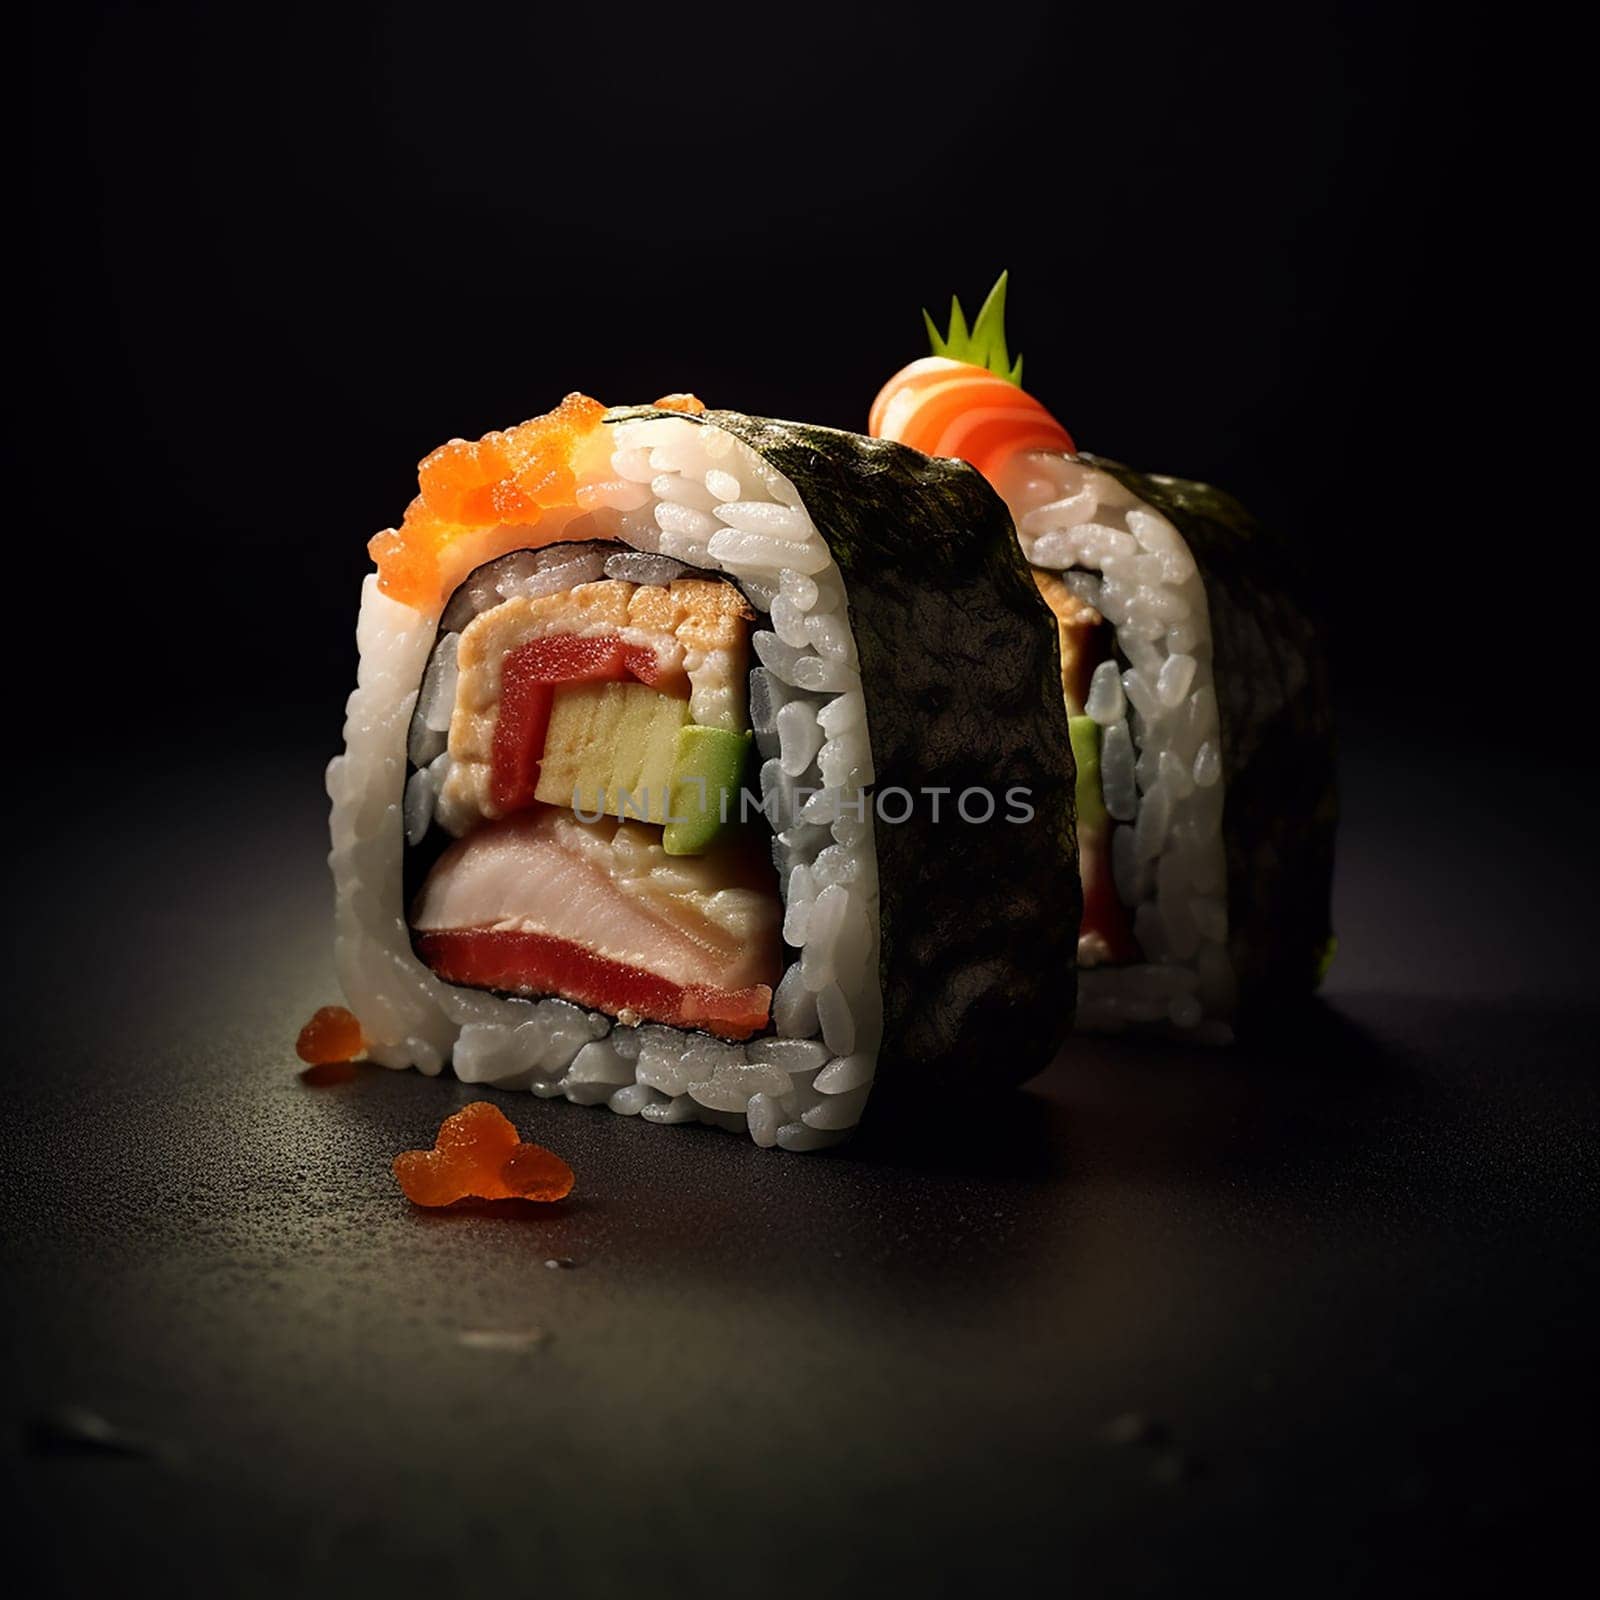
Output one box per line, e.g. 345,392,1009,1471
501,1141,579,1200
392,1101,576,1207
296,1005,365,1065
652,392,706,414
369,392,607,613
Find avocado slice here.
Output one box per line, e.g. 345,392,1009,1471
534,681,689,824
664,726,753,855
1069,715,1107,836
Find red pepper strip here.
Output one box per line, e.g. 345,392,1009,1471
415,928,773,1041
488,633,667,813
1079,832,1142,964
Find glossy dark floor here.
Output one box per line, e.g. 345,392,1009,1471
3,731,1594,1597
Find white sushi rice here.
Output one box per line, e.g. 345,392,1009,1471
996,451,1236,1040
328,413,884,1146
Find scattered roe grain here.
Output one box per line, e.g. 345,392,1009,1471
393,1101,576,1207
296,1005,365,1065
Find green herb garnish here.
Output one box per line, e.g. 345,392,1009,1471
922,271,1023,387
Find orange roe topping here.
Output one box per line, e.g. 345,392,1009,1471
392,1101,576,1207
652,393,706,414
296,1005,364,1065
369,392,607,613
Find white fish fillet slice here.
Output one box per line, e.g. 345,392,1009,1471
412,811,778,994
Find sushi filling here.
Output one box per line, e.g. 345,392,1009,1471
1030,571,1139,970
405,564,782,1040
413,812,780,1039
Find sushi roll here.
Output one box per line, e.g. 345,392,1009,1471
871,277,1336,1038
327,392,1079,1147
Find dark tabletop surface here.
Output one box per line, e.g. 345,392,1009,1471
3,727,1594,1598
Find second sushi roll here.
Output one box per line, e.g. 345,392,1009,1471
872,277,1337,1039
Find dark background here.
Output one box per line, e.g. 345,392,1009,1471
18,0,1550,747
12,5,1594,1597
